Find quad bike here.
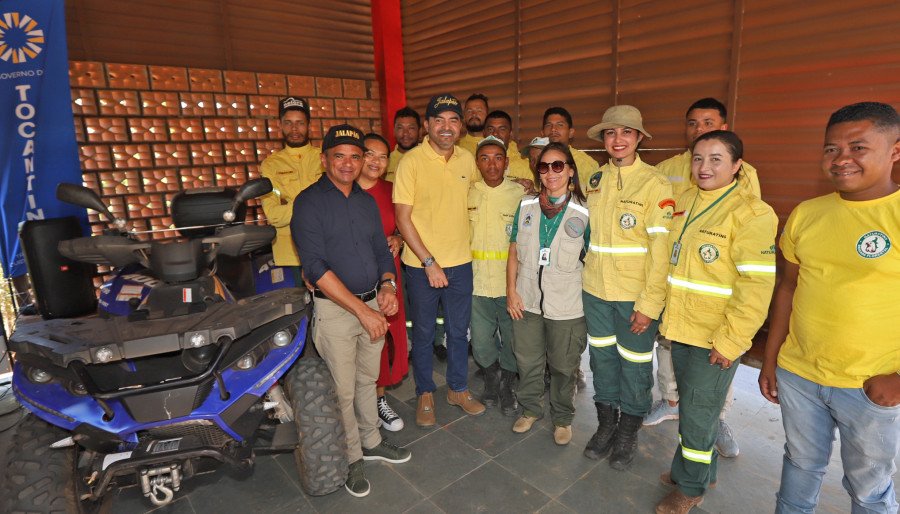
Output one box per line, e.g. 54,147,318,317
1,179,348,513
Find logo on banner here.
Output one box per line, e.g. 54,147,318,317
0,12,45,64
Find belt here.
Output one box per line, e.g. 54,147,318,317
313,285,378,302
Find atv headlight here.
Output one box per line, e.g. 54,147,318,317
95,346,115,363
272,330,292,347
27,367,53,384
235,354,256,370
189,332,208,348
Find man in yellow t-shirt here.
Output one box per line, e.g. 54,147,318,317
481,110,535,188
541,106,601,196
458,93,489,155
469,136,525,416
259,97,323,272
760,102,900,514
385,106,420,183
394,93,484,427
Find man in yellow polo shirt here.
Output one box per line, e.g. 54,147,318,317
259,97,323,275
541,106,601,195
394,93,485,427
482,110,535,186
386,106,420,183
469,135,525,416
458,93,489,155
759,102,900,514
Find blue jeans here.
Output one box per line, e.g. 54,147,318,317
406,263,473,395
776,367,900,514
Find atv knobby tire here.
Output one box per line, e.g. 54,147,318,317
285,357,349,496
1,414,110,514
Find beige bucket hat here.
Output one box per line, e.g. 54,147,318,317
587,105,652,141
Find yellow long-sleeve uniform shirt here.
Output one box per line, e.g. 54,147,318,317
659,182,777,361
469,179,525,298
583,155,674,319
573,146,601,196
656,150,761,199
458,133,480,156
385,144,410,183
259,143,323,266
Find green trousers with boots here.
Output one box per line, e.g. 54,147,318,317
472,295,518,410
669,342,739,497
511,311,586,427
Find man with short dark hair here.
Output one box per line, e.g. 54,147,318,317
394,93,485,428
541,106,601,195
760,101,900,514
294,124,411,498
260,97,323,273
482,110,533,184
386,106,421,183
459,93,490,155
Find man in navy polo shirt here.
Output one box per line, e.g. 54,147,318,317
293,124,411,498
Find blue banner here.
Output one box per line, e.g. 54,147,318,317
0,0,84,277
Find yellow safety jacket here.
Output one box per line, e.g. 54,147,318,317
385,144,409,183
659,181,777,361
583,155,674,319
458,133,480,156
259,143,323,266
572,146,601,196
469,179,525,297
656,150,761,199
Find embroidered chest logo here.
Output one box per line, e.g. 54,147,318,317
523,213,533,227
589,172,602,189
699,243,719,263
619,213,637,230
856,231,891,259
564,217,586,238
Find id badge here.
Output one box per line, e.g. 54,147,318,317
670,242,682,265
539,247,551,266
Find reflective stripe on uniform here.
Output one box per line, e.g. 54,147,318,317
679,435,713,464
617,344,653,363
568,202,589,216
667,275,733,298
589,335,616,347
520,198,539,206
735,261,777,275
646,226,669,234
589,244,648,255
472,250,509,261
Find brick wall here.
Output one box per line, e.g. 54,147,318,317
69,61,382,240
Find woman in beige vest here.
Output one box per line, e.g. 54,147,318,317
506,142,590,446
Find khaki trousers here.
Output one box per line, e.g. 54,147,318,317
312,297,384,463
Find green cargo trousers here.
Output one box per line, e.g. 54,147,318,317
471,295,517,372
584,292,657,417
669,342,739,497
511,311,586,426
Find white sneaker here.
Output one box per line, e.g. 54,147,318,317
643,400,679,426
377,396,404,431
715,419,740,458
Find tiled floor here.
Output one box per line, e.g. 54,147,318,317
0,349,896,513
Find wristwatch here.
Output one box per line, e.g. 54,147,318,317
379,278,397,293
422,256,435,267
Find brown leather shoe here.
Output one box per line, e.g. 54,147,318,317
659,472,716,490
447,389,485,416
416,392,436,428
553,425,573,445
655,489,704,514
512,415,539,433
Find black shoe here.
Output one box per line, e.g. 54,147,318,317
499,369,519,416
481,362,501,407
345,459,370,497
609,412,642,471
583,402,619,460
434,344,447,362
575,367,587,393
362,440,412,464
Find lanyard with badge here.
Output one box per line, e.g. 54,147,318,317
539,206,566,266
670,182,738,265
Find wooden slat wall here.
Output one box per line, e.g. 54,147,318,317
66,0,375,80
400,0,900,220
402,0,517,122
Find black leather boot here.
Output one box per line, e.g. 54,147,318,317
583,402,619,460
609,412,642,470
499,369,519,416
481,361,501,407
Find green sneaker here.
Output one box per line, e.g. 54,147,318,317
344,459,370,497
362,440,412,464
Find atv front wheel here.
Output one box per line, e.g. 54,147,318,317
284,357,348,496
1,414,111,514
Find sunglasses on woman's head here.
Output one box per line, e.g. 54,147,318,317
537,160,568,174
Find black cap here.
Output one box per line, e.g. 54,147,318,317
279,96,310,118
425,93,463,119
322,124,366,152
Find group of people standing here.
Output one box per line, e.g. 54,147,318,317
260,93,900,514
